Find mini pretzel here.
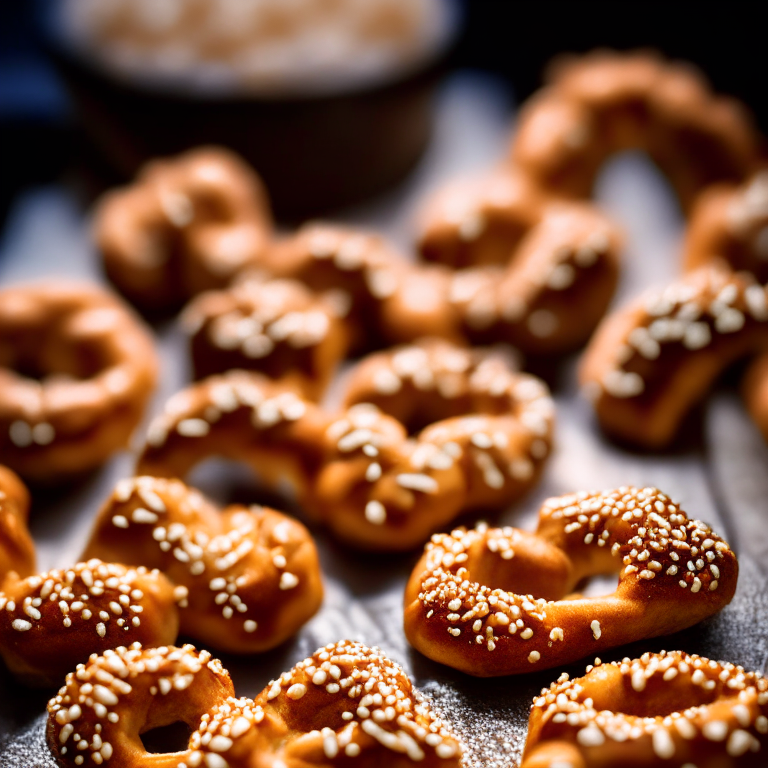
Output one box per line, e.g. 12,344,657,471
95,147,272,312
404,486,737,677
82,476,323,653
0,465,35,580
685,170,768,284
580,265,768,448
0,559,180,687
265,213,622,356
136,339,554,549
0,283,158,481
521,651,768,768
511,50,759,212
47,640,463,767
180,275,350,400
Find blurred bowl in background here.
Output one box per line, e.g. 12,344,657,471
38,0,461,217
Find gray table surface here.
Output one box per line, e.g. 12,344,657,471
0,72,766,767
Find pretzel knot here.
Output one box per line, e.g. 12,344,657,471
404,487,737,677
83,476,323,653
181,275,350,401
521,651,768,768
580,265,768,448
136,340,554,549
95,147,272,312
0,283,158,481
47,641,463,767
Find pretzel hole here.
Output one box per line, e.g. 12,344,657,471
187,456,302,512
1,343,107,383
140,721,192,754
572,571,620,598
587,674,721,717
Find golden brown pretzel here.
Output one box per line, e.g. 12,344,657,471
511,50,760,212
0,282,159,481
685,170,768,284
743,352,768,443
47,640,463,768
180,275,350,400
521,651,768,768
95,147,272,312
265,212,622,356
0,560,180,687
404,486,737,677
136,339,554,550
580,265,768,448
0,465,35,580
82,476,323,653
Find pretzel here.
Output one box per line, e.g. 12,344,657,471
47,640,463,767
82,476,323,653
0,465,35,580
136,339,554,549
0,559,180,687
580,265,768,448
521,651,768,768
404,486,737,677
685,170,768,284
0,283,158,481
95,147,272,312
265,213,622,356
180,275,350,400
511,50,759,212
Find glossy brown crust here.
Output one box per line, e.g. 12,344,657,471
742,352,768,443
83,477,323,654
580,266,768,449
0,283,159,481
0,560,179,687
521,651,768,768
95,146,272,312
181,275,350,400
684,171,768,284
0,466,35,580
266,210,622,357
135,339,554,550
404,487,737,677
512,51,760,212
47,641,462,768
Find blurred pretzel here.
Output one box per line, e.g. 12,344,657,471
512,50,760,212
95,146,272,312
0,283,158,481
0,465,35,580
136,339,554,549
83,476,323,654
405,486,737,676
48,640,463,768
522,651,768,768
181,274,350,400
580,265,768,448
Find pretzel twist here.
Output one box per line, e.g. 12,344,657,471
83,476,323,653
0,465,35,580
136,340,554,549
0,283,158,480
580,265,768,448
511,50,759,212
404,486,737,677
95,147,272,312
180,275,350,400
522,651,768,768
47,640,463,767
265,213,622,356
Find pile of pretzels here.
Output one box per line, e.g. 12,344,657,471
0,49,766,768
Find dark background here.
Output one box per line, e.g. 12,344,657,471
2,1,767,227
